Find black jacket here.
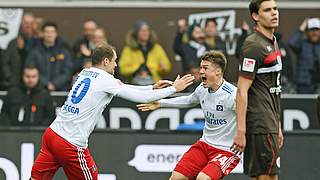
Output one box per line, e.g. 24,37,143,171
0,83,55,126
25,38,73,90
0,37,39,90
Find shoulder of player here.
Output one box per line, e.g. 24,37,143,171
220,82,237,99
243,34,265,49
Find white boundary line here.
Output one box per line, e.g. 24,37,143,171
0,1,320,9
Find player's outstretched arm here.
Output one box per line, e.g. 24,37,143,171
125,80,173,91
116,74,194,103
152,80,174,89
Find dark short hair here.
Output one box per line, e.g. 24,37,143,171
205,18,217,27
24,64,38,71
92,43,115,65
201,50,227,72
41,21,58,31
249,0,274,22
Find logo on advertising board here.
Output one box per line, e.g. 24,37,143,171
128,145,190,172
128,144,243,173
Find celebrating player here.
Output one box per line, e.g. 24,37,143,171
137,51,240,180
31,43,194,179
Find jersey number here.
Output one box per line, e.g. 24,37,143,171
71,78,91,104
212,154,228,166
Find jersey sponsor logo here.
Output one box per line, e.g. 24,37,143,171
205,118,227,125
269,86,282,94
216,105,224,111
242,58,256,72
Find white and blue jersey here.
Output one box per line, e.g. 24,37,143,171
50,67,176,148
159,80,237,151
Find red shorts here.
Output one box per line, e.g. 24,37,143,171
31,127,98,180
174,140,240,180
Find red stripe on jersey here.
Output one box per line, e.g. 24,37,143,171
264,50,281,64
267,134,276,174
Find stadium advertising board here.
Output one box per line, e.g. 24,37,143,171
0,93,318,130
0,130,319,180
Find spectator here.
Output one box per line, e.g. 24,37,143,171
181,23,209,73
33,16,44,39
235,20,251,59
72,20,98,73
0,13,39,90
288,18,320,93
25,21,73,91
0,65,55,126
204,18,227,55
275,32,297,93
184,65,201,92
173,18,189,72
92,28,108,48
119,20,172,85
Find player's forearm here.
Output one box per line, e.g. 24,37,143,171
125,84,153,90
159,95,197,108
117,86,176,103
236,89,247,133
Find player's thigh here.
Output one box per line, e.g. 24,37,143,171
174,141,209,179
169,171,189,180
196,172,212,180
31,129,61,179
244,134,280,177
62,147,98,180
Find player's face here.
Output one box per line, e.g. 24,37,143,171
105,50,117,75
199,60,222,88
255,0,279,29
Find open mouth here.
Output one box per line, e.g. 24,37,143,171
201,76,207,82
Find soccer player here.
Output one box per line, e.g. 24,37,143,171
231,0,284,180
31,43,194,180
137,51,240,180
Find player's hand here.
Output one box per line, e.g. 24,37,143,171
137,101,160,111
231,130,246,156
278,128,284,149
172,74,194,92
153,80,173,89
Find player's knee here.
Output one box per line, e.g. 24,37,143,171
196,172,215,180
169,171,188,180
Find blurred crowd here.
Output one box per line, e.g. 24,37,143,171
0,12,319,126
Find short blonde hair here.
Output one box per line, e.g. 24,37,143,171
201,50,227,72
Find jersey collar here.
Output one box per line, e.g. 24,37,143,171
208,79,225,93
